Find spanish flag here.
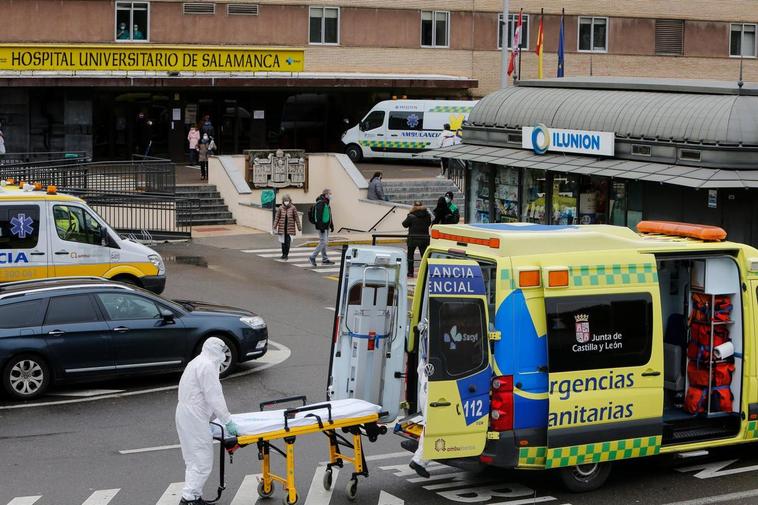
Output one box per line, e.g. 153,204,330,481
536,9,544,79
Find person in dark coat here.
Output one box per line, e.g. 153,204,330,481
432,196,452,225
367,171,386,201
273,194,301,260
402,201,431,278
309,189,335,266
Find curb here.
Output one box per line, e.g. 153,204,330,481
299,238,407,247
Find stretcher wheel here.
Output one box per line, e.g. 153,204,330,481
323,468,333,490
282,493,298,505
346,477,358,501
257,481,275,498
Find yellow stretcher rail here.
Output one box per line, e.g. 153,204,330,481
215,396,387,505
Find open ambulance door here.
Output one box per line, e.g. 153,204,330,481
420,258,492,460
544,282,663,491
327,245,408,423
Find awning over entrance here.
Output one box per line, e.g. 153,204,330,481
427,144,758,189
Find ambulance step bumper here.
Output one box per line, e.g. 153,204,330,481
676,450,709,459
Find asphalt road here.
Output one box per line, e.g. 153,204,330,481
3,235,758,505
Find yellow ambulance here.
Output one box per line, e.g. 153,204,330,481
0,183,166,293
328,221,758,491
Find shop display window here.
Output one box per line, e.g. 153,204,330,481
493,166,520,223
578,176,609,224
522,169,547,224
551,174,578,224
468,165,491,223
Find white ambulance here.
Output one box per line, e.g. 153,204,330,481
341,99,477,162
0,183,166,293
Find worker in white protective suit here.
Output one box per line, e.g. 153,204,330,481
409,320,431,478
176,337,239,504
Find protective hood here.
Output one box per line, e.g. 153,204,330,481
201,337,227,366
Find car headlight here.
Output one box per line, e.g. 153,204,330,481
148,254,165,275
241,316,266,330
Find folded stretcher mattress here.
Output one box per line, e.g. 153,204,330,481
211,399,382,437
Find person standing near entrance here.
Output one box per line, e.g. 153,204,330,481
273,194,301,260
200,115,215,139
402,201,431,278
444,191,460,224
187,126,200,167
432,196,452,225
437,124,456,178
197,134,210,180
309,189,334,267
367,171,386,201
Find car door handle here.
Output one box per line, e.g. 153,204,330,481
376,134,384,137
641,369,661,377
30,250,45,256
54,250,69,255
48,330,65,336
430,401,451,408
112,326,129,333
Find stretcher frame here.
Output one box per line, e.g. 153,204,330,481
214,396,387,505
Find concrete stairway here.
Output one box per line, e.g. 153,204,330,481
381,178,464,214
176,184,237,226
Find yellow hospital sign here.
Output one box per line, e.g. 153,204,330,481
0,44,304,72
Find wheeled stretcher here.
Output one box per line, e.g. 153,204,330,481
210,397,387,505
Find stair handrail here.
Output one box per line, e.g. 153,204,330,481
337,204,399,234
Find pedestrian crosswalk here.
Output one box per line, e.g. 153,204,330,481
241,246,344,275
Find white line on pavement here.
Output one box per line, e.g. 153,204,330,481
81,489,120,505
312,268,342,273
378,490,404,505
155,482,184,505
119,441,220,455
321,450,409,465
304,466,339,505
261,251,317,258
6,497,42,505
324,307,336,311
230,474,262,505
662,489,758,505
491,497,556,505
0,341,290,411
48,389,126,398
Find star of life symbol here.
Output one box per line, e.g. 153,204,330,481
575,313,590,343
406,114,420,129
10,213,33,239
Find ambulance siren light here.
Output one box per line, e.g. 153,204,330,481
547,269,569,288
636,221,727,241
431,229,500,249
518,269,541,288
47,185,57,195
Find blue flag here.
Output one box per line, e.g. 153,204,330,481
557,13,565,77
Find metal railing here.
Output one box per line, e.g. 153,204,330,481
337,205,401,234
0,151,89,166
447,158,466,194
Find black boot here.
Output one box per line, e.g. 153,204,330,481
409,460,430,478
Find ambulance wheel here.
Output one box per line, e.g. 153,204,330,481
345,144,363,163
2,353,50,400
257,481,275,498
557,462,612,492
346,478,358,501
282,493,298,505
323,468,333,490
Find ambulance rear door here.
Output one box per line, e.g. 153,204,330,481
0,201,48,282
421,258,492,460
327,245,407,422
544,264,663,470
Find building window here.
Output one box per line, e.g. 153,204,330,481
498,13,530,50
631,144,652,156
309,7,339,45
116,2,149,42
730,23,757,57
421,11,450,48
655,19,684,55
578,16,608,52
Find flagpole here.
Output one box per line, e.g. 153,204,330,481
517,8,523,82
501,0,510,87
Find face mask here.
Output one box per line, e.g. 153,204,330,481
445,197,451,204
203,135,209,140
328,194,333,200
283,200,290,206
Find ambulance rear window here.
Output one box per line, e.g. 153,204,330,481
0,205,40,250
546,293,653,373
428,298,488,379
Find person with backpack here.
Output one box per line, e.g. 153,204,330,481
308,188,334,267
444,191,460,224
402,201,431,278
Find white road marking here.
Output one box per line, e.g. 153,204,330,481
312,267,342,273
230,474,262,505
49,389,125,398
0,341,290,411
6,497,42,505
491,497,556,505
262,251,318,258
408,471,477,484
155,482,184,505
379,462,445,478
437,483,547,503
676,459,758,479
81,489,120,505
662,489,758,505
304,466,339,505
378,490,404,505
366,451,412,462
242,248,306,253
324,307,336,311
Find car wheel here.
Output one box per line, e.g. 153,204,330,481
199,335,238,378
2,354,51,400
345,144,363,163
557,462,612,492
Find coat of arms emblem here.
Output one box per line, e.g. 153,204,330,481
575,314,590,343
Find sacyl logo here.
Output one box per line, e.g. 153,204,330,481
443,325,479,350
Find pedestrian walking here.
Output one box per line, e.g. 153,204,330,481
273,194,301,260
308,189,334,266
187,126,200,166
402,200,431,278
432,196,452,225
444,191,460,223
367,171,387,201
437,123,456,178
200,115,215,139
175,337,238,504
197,133,210,180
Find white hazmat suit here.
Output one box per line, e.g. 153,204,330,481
175,337,232,502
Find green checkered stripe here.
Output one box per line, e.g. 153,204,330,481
545,435,661,469
518,446,547,467
569,263,658,287
501,269,516,289
359,140,431,149
428,106,474,113
745,421,758,439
